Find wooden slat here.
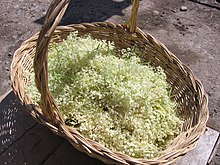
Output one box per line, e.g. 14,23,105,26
0,123,64,164
43,140,104,165
0,91,64,164
0,91,36,153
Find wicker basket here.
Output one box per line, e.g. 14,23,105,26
10,0,209,164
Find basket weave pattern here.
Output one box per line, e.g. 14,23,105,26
10,0,209,164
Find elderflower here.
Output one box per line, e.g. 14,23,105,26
26,32,182,159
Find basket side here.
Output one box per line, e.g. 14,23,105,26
10,22,209,165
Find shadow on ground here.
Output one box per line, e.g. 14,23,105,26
35,0,131,25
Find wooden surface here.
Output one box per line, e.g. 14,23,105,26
174,127,219,165
0,91,219,165
0,91,103,165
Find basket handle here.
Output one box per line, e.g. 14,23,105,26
34,0,140,121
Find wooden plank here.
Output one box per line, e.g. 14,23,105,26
174,128,220,165
1,91,219,164
43,140,104,165
0,91,36,153
0,123,64,164
0,91,66,164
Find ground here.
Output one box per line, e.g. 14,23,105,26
0,0,220,164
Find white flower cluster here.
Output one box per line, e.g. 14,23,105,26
26,32,182,159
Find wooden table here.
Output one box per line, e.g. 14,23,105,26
0,90,219,165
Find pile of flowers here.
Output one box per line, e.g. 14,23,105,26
26,32,182,158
